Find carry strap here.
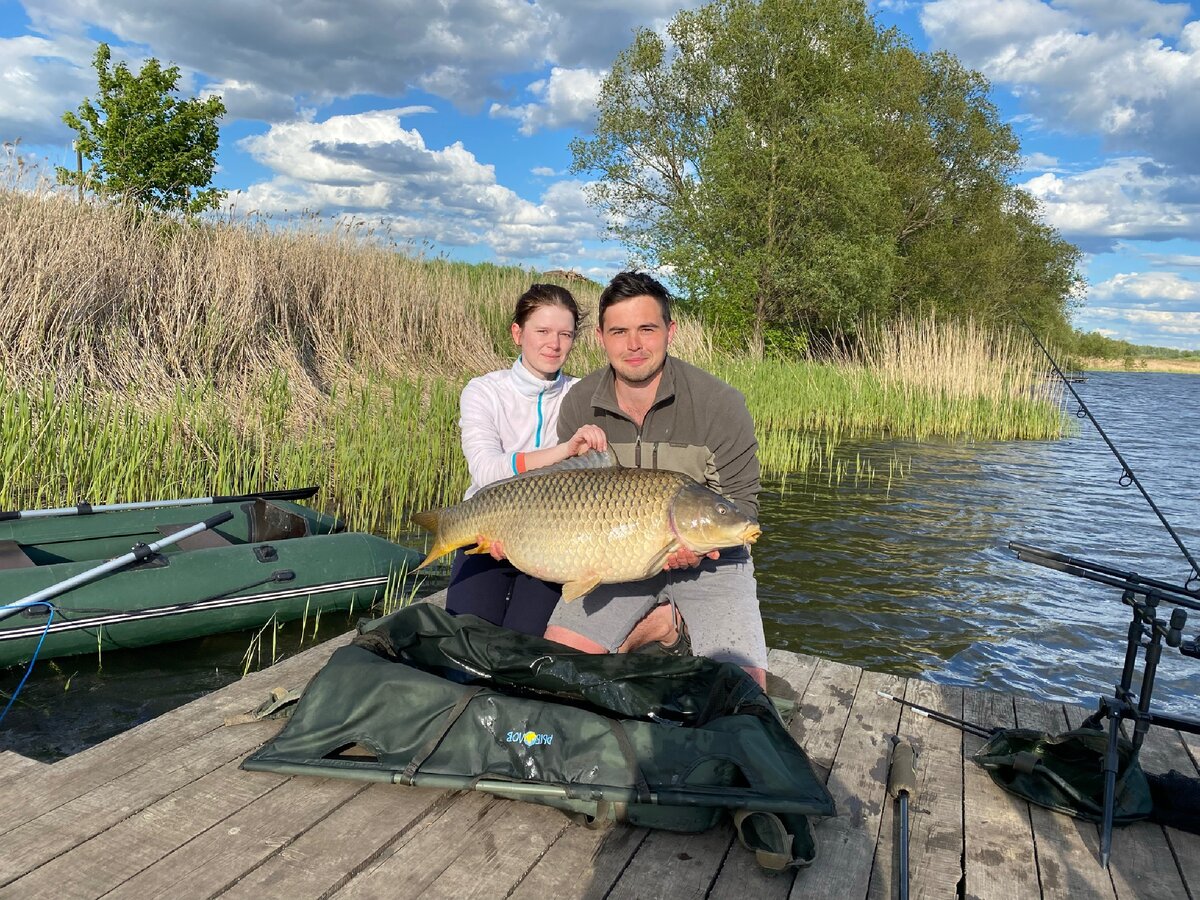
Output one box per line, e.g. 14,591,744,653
401,687,484,784
606,718,652,804
223,686,304,726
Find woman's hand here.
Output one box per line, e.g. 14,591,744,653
564,424,607,457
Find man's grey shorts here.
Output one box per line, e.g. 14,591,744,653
545,548,768,670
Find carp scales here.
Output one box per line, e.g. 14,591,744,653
412,452,761,602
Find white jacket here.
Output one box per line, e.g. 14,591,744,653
459,358,579,499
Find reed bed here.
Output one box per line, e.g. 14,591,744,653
0,169,1067,528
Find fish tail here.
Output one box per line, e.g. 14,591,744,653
412,508,470,570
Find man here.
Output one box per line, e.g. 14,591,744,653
543,272,768,688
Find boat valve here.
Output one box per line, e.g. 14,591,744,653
271,570,296,582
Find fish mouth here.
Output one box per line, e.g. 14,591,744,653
741,524,762,544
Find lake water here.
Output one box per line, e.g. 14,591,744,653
3,371,1198,759
756,371,1200,716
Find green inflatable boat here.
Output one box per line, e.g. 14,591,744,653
0,490,422,668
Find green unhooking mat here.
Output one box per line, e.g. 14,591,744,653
242,603,835,871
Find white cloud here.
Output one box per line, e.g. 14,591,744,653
1020,151,1060,171
531,166,558,177
490,67,604,135
235,108,604,263
1082,306,1200,345
202,80,298,123
0,34,96,144
1021,157,1200,250
1089,271,1200,304
921,0,1200,173
19,0,687,116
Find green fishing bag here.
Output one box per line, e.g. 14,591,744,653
243,603,834,870
972,726,1152,825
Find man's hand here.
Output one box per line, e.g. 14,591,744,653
663,548,719,571
564,424,607,457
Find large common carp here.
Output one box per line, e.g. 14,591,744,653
412,451,760,602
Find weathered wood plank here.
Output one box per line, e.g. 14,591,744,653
1179,729,1200,768
102,776,368,900
1013,696,1116,900
0,720,280,889
0,750,47,788
1064,704,1190,900
5,753,287,899
508,824,650,900
329,791,571,899
605,826,736,900
790,668,905,899
216,783,453,899
961,687,1039,900
0,632,351,837
867,680,965,900
790,657,863,779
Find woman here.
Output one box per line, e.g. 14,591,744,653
446,283,605,633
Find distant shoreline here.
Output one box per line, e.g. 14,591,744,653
1081,357,1200,375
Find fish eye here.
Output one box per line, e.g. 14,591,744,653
716,504,728,515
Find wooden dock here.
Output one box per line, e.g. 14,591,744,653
2,610,1198,899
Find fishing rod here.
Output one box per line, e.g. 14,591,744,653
1022,321,1199,593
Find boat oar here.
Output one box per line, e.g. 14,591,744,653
888,738,918,900
0,510,234,623
0,487,318,521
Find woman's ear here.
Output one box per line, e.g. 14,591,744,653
510,322,522,346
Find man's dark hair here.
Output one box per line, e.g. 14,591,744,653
598,272,672,328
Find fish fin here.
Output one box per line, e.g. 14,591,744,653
544,448,619,472
415,542,458,570
410,508,468,570
560,576,603,603
644,541,681,576
412,509,440,532
464,538,491,556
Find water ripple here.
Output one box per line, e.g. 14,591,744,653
757,371,1200,717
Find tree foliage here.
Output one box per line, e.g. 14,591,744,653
571,0,1082,347
57,43,226,215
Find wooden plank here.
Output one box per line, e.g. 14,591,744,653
961,687,1040,900
508,824,650,900
0,720,280,888
790,668,905,899
867,680,965,900
0,750,47,788
1013,696,1116,899
102,777,369,899
217,783,453,899
1179,730,1200,768
790,657,863,779
5,754,287,898
1063,704,1191,900
329,791,571,899
604,826,736,900
0,631,351,837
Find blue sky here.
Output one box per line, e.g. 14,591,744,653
2,0,1198,350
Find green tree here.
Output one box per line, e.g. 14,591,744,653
57,43,226,215
572,0,1081,344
